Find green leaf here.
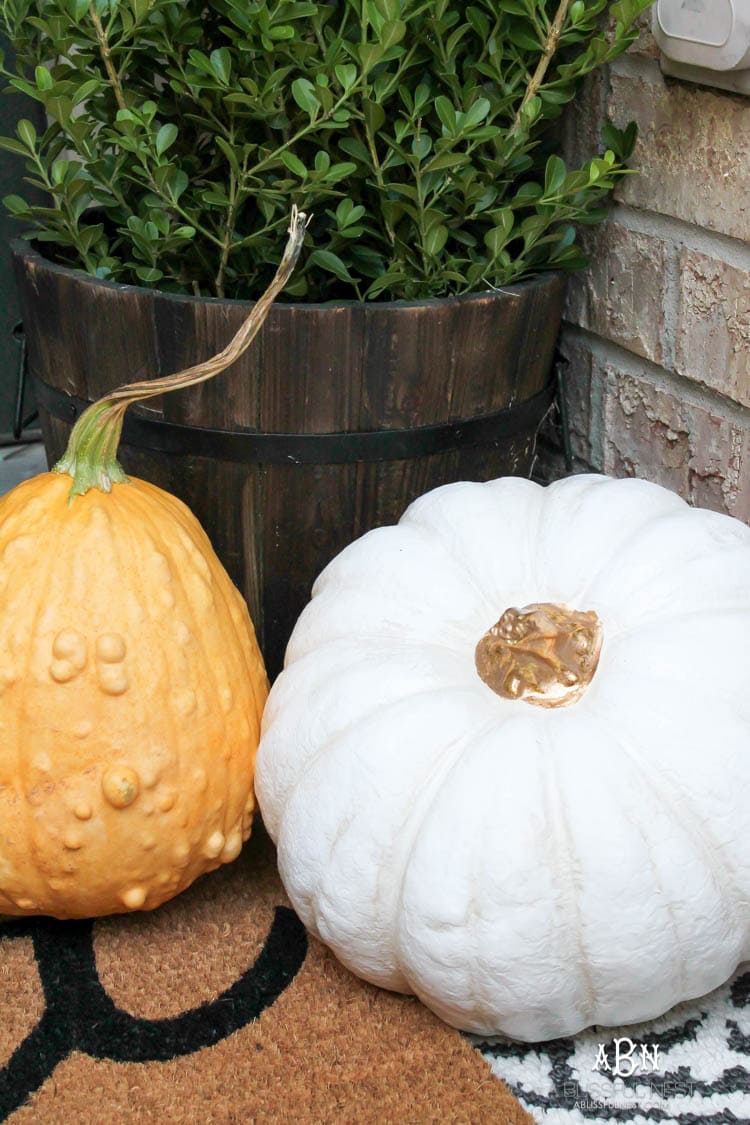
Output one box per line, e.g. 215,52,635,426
3,194,31,216
0,137,32,157
602,119,638,161
463,97,490,129
51,159,69,186
364,268,407,298
424,224,448,256
281,150,307,177
307,248,354,282
362,98,385,135
72,78,101,107
155,123,178,156
434,96,456,134
8,78,36,100
216,135,242,175
35,66,53,92
210,48,232,85
538,88,570,106
513,182,544,204
521,214,548,247
380,19,406,49
424,151,469,173
203,188,230,206
135,265,164,284
321,161,357,183
519,96,542,127
610,0,654,30
291,77,318,116
78,223,104,252
166,168,189,202
466,6,490,39
484,226,508,256
494,207,514,239
334,63,358,92
544,155,567,196
374,0,401,20
506,23,541,51
357,43,384,72
149,210,170,235
16,119,37,150
336,199,365,228
411,134,431,160
338,138,370,163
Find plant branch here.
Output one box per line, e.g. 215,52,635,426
247,80,366,181
509,0,573,137
89,2,127,113
363,126,396,246
216,175,238,298
215,122,240,297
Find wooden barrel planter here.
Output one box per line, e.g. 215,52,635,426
13,241,565,677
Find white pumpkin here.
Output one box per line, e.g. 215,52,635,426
255,474,750,1041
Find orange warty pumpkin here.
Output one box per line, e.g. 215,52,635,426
0,474,267,917
0,209,307,918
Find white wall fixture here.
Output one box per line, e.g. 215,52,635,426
653,0,750,95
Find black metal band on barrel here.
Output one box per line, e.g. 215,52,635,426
31,371,555,467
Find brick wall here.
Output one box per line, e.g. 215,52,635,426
541,12,750,521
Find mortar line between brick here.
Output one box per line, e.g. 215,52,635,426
661,237,680,373
563,323,750,427
611,204,750,270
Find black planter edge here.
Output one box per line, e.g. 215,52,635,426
31,373,557,466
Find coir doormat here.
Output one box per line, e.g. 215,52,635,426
0,826,530,1123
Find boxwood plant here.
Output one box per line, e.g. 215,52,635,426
0,0,653,300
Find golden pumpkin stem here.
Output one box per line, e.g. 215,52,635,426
54,206,311,499
475,603,602,708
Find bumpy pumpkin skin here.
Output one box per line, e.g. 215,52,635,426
256,474,750,1041
0,472,267,918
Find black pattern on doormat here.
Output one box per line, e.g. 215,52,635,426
0,908,307,1121
471,966,750,1123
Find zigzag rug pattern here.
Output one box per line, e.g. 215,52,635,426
475,968,750,1122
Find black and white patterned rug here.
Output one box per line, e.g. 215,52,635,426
472,965,750,1123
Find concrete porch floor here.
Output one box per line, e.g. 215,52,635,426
0,441,48,495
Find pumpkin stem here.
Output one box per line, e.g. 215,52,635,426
54,206,311,500
475,603,603,708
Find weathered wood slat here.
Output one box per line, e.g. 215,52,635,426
257,304,365,673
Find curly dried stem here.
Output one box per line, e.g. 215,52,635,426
54,207,310,499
